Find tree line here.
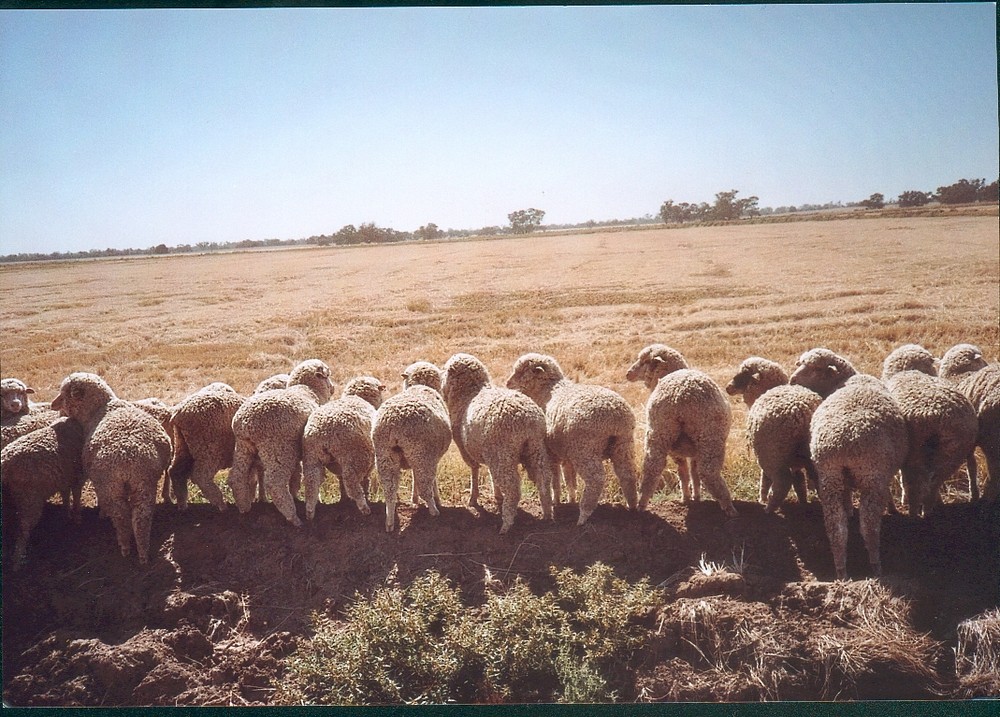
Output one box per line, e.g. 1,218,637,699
1,177,995,263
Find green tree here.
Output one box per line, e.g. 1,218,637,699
979,179,999,203
508,208,545,234
711,189,759,220
860,193,885,210
936,178,985,204
415,223,442,241
897,190,931,208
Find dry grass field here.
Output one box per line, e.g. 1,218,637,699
3,213,999,705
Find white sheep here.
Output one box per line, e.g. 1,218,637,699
505,352,638,524
301,376,385,521
885,370,978,516
401,360,444,392
881,343,938,381
810,374,909,580
788,348,858,398
441,353,553,534
228,359,335,526
940,344,999,502
726,357,821,510
373,369,452,533
51,373,172,565
1,417,85,569
1,378,62,448
626,345,737,517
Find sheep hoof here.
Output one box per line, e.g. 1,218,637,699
499,524,512,535
358,504,371,516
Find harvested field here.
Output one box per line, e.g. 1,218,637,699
2,213,998,704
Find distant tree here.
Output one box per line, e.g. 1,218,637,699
860,193,885,210
936,178,985,204
508,208,545,234
897,190,931,208
415,223,442,241
335,224,359,245
711,189,760,220
980,179,999,202
152,243,169,255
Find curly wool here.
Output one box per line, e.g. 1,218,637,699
809,374,909,580
372,382,452,532
228,359,334,526
1,416,85,569
625,344,690,390
1,377,61,448
939,343,988,380
52,373,171,566
402,361,444,392
506,352,638,525
442,353,552,534
725,357,791,408
301,376,385,521
885,370,978,516
951,362,1000,501
881,344,938,381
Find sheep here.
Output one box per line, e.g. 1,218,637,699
505,352,638,524
167,382,245,511
940,344,1000,502
227,359,334,526
441,353,553,534
788,348,858,398
1,417,85,569
726,357,821,511
50,373,172,565
809,374,909,580
255,373,291,394
373,371,452,532
885,370,979,516
402,360,444,392
301,376,385,521
1,378,62,448
626,345,737,517
881,344,938,381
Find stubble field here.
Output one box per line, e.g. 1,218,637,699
2,213,999,704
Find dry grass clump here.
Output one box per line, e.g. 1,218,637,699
954,608,1000,698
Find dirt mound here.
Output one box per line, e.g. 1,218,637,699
3,494,998,704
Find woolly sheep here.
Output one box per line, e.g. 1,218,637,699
940,344,1000,502
402,360,444,392
506,352,638,524
51,373,172,565
885,370,978,516
626,345,737,517
301,376,385,521
881,344,938,381
788,348,858,398
1,417,85,569
726,357,821,510
168,382,245,511
1,378,62,448
810,374,909,580
228,359,334,526
373,373,452,532
441,353,553,534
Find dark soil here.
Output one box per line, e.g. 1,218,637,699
3,492,998,705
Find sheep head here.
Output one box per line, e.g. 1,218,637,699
725,357,789,407
343,376,386,409
288,359,334,403
441,353,491,409
505,353,564,405
788,348,857,398
51,372,117,425
939,343,987,379
626,344,689,391
402,361,443,393
881,343,938,381
1,378,34,418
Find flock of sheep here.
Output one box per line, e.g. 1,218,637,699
2,341,997,582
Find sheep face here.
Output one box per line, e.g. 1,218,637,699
882,344,938,381
343,376,386,409
725,363,762,397
1,378,33,418
505,353,564,401
788,349,855,398
288,360,334,403
401,361,443,392
441,353,491,407
626,344,689,391
51,373,116,424
939,343,987,379
254,373,290,394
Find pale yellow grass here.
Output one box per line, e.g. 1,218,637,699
2,216,997,505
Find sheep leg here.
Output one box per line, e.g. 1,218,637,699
167,429,193,509
412,456,440,517
340,461,372,516
562,460,577,504
859,476,890,578
523,438,553,521
759,469,771,504
638,443,668,511
676,458,694,503
377,451,402,532
301,455,326,521
131,504,154,566
71,483,83,523
289,466,302,501
575,458,606,526
108,509,133,559
696,452,737,517
12,498,44,570
227,439,259,514
900,466,927,518
763,468,794,513
495,460,521,535
819,481,850,581
983,449,1000,502
792,469,809,505
689,458,702,502
967,453,980,502
261,450,302,527
189,461,227,512
609,436,639,510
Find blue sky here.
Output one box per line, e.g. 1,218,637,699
1,4,997,254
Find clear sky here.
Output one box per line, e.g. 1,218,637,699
1,4,997,255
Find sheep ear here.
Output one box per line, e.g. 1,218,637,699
400,372,408,379
751,372,761,382
974,353,983,360
533,365,546,374
652,356,666,366
827,364,839,374
25,387,35,395
379,383,386,392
